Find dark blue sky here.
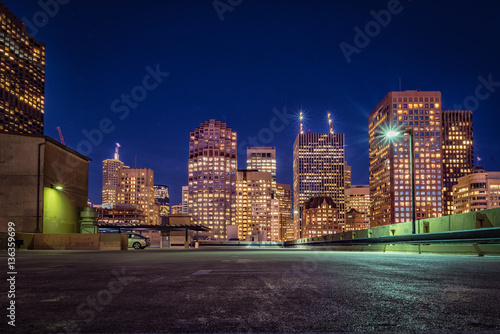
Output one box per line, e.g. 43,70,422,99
5,0,500,205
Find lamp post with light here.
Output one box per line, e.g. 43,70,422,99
385,128,416,234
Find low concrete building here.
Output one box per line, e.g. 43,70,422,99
0,133,91,233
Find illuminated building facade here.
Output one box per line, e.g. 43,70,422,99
369,91,443,227
293,133,345,237
235,170,278,241
302,196,341,238
117,167,158,225
345,185,370,228
171,204,183,215
154,184,170,216
188,119,237,239
276,183,292,241
181,185,188,214
453,166,500,214
0,3,45,135
442,110,473,216
102,145,124,208
345,163,351,189
246,146,277,183
345,208,365,231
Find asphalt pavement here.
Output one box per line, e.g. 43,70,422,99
2,248,500,333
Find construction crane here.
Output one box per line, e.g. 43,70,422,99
56,126,65,145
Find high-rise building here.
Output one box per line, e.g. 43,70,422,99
345,185,370,228
117,167,158,225
154,184,170,216
181,185,189,214
102,144,124,208
302,196,341,238
369,90,443,227
0,3,45,135
246,147,277,182
235,169,278,241
453,166,500,214
293,133,345,237
442,110,473,216
188,119,237,239
276,183,292,241
345,163,352,189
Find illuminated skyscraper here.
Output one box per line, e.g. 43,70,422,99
117,167,158,225
235,170,278,241
0,3,45,134
344,163,351,189
369,90,443,227
293,133,345,237
276,183,292,241
188,119,237,239
442,110,473,216
102,144,124,208
246,147,277,183
154,184,170,216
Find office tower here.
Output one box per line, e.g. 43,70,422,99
235,169,278,241
246,147,277,183
276,183,292,241
345,163,352,189
117,167,158,225
302,197,340,238
181,185,189,214
453,166,500,214
0,3,45,134
293,132,345,237
369,90,443,227
171,204,183,215
188,119,237,239
345,185,370,228
102,144,124,208
154,184,170,216
442,110,473,216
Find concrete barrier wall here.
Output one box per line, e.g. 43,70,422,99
289,207,500,246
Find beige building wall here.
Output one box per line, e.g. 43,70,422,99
453,167,500,214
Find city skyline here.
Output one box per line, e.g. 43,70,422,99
2,0,500,206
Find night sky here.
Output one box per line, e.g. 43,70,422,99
4,0,500,206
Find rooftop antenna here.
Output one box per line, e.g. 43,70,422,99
399,77,402,91
327,111,334,134
135,155,137,168
114,143,121,160
299,110,304,134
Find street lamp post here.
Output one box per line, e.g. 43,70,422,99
386,128,416,234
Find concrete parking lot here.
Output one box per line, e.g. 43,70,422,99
3,248,500,333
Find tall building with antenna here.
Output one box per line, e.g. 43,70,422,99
293,112,346,237
102,143,124,208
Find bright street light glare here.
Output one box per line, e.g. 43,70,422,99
386,130,400,138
